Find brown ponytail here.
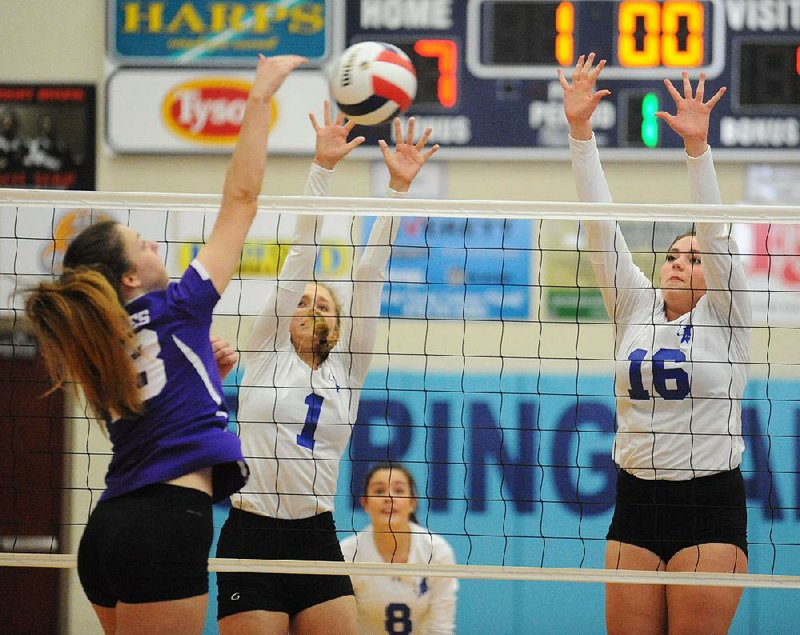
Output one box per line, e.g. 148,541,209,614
25,220,143,420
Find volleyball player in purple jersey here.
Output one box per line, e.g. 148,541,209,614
24,54,306,635
559,54,751,634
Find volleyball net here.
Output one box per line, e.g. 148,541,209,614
1,189,800,629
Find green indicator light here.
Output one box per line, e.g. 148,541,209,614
641,92,659,148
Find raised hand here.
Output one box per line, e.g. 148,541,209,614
250,54,308,102
557,52,611,140
309,100,366,170
656,71,726,157
379,117,440,193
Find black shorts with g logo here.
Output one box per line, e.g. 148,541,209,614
216,508,354,619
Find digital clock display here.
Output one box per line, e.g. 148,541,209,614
468,0,724,79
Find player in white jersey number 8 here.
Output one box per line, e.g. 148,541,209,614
559,53,752,634
216,108,439,634
340,463,458,635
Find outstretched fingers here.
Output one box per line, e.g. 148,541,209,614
566,52,610,97
694,72,706,102
377,138,391,160
663,77,683,105
578,52,600,81
695,72,727,110
415,126,433,150
588,57,607,82
391,116,403,147
255,54,308,96
664,73,727,110
381,117,438,157
652,110,675,125
705,85,727,110
595,87,612,100
404,116,416,146
308,100,348,131
572,54,586,81
557,68,570,90
682,70,693,99
421,142,440,162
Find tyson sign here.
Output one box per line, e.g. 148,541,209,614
107,68,327,153
161,78,276,144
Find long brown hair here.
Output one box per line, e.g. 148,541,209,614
25,220,143,420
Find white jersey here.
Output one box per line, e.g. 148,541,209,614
340,523,458,635
570,135,751,480
234,163,400,518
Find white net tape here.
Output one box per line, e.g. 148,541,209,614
2,554,800,589
1,187,799,222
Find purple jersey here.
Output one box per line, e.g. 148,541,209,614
101,260,247,502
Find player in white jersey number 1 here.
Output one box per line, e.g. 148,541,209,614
559,53,751,634
216,109,439,635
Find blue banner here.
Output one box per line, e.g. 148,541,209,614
363,216,533,320
208,370,799,633
109,0,330,65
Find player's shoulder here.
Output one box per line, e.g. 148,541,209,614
411,523,456,562
339,532,358,549
339,526,371,560
430,533,456,562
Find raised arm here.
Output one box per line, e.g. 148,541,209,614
347,118,438,381
195,54,306,294
357,118,439,282
246,102,364,355
657,73,751,326
558,54,653,323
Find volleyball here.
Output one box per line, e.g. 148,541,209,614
329,41,417,126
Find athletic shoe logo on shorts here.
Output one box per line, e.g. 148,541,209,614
231,592,240,601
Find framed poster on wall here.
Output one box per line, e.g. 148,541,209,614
0,84,96,190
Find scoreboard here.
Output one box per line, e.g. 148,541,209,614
108,0,800,159
343,0,800,160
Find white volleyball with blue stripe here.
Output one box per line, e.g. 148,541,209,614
330,41,417,126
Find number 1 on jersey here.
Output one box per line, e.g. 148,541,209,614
297,392,324,450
